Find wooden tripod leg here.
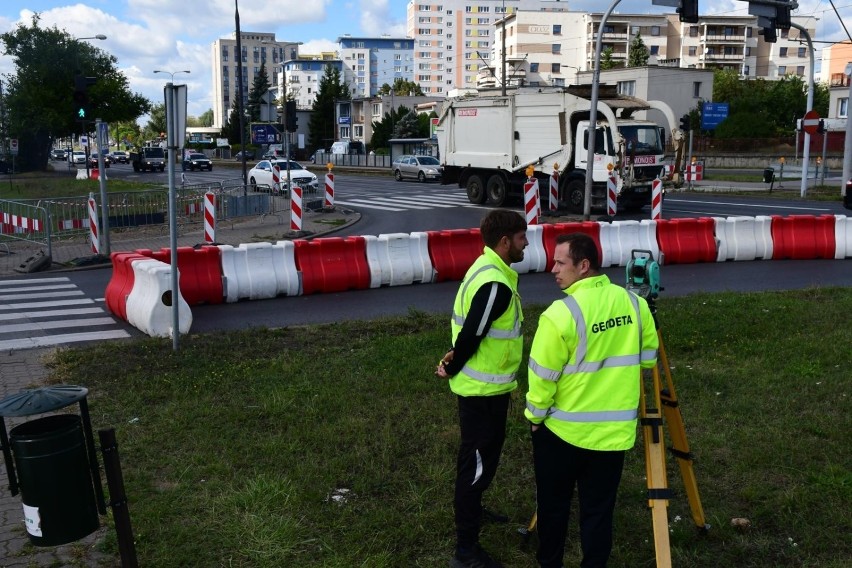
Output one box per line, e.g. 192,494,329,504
641,365,673,568
657,333,710,531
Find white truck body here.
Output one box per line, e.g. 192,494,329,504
436,87,677,212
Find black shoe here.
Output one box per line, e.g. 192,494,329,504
449,544,504,568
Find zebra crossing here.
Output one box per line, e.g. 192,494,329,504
0,277,131,351
335,189,486,212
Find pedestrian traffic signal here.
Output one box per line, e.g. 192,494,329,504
285,100,298,133
679,114,691,132
73,75,97,121
760,25,777,43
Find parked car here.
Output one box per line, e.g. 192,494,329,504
50,148,67,161
248,159,318,194
234,150,256,161
111,151,129,164
70,151,86,165
183,152,213,171
392,154,443,182
88,153,111,168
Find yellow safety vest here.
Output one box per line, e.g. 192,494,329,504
449,247,523,397
525,275,658,450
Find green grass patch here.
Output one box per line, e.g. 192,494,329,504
0,169,160,200
41,289,852,567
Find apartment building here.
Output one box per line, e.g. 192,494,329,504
337,36,416,97
405,0,565,94
277,58,345,111
211,32,301,128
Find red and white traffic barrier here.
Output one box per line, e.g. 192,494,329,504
290,185,303,231
88,194,99,254
549,170,558,211
204,191,216,243
524,177,540,225
685,163,703,182
272,165,281,194
325,173,335,208
607,172,618,217
651,178,663,220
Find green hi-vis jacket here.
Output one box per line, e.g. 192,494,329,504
525,275,659,451
449,247,523,397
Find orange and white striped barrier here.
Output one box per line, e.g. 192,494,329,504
651,177,663,220
549,170,559,211
524,177,540,225
88,194,99,254
204,191,216,243
607,172,618,217
272,165,281,194
290,185,303,231
325,173,334,208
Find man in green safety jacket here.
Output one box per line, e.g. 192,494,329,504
436,209,528,568
525,232,658,568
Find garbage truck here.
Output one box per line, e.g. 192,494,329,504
435,85,682,212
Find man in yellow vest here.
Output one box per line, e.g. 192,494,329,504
525,233,658,568
436,209,528,568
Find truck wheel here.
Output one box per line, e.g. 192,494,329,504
466,175,486,204
486,174,507,206
567,179,585,214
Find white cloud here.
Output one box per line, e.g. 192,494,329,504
359,0,407,37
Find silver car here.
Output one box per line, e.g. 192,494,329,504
392,154,442,182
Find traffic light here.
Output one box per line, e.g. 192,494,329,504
679,113,691,132
285,100,298,133
677,0,699,24
73,75,97,120
760,25,777,43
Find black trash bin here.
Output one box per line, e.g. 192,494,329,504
0,385,104,547
763,167,775,183
10,414,99,545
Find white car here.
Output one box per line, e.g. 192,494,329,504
70,151,86,165
248,160,318,194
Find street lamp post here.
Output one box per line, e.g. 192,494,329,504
561,65,580,85
235,0,247,192
154,69,190,83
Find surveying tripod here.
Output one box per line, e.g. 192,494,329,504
519,251,709,567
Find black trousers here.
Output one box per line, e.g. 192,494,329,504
454,392,510,550
532,425,626,568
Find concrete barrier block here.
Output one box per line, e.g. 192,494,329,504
834,215,852,259
511,225,546,274
376,233,417,286
410,231,436,283
599,220,659,267
219,242,299,302
362,235,383,288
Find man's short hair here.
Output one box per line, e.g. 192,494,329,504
555,232,600,270
480,209,527,248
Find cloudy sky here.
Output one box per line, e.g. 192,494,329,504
0,0,848,121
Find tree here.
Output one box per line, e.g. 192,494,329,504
140,103,166,142
627,33,650,67
308,65,350,153
198,109,214,127
0,14,149,170
378,78,424,97
600,47,618,70
370,105,414,151
221,101,246,148
247,66,270,123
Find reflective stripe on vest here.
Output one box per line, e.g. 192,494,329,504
527,290,646,423
452,265,521,340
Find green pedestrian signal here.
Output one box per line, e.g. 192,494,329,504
77,107,86,119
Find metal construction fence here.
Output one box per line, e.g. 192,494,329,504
0,179,297,256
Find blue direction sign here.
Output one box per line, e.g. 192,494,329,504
250,123,280,144
701,102,729,130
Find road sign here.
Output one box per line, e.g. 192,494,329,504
701,102,729,130
802,110,820,135
9,139,18,156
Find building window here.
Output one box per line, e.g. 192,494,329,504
743,65,750,76
552,44,561,54
690,26,699,37
354,125,363,138
617,80,635,96
693,81,701,97
745,47,751,56
688,46,697,56
553,24,562,35
650,45,659,55
780,47,787,57
553,78,565,86
839,97,848,118
798,47,806,58
651,26,660,36
778,65,786,75
796,66,804,76
551,62,560,73
339,126,350,139
530,62,539,72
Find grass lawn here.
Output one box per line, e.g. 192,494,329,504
39,288,852,567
